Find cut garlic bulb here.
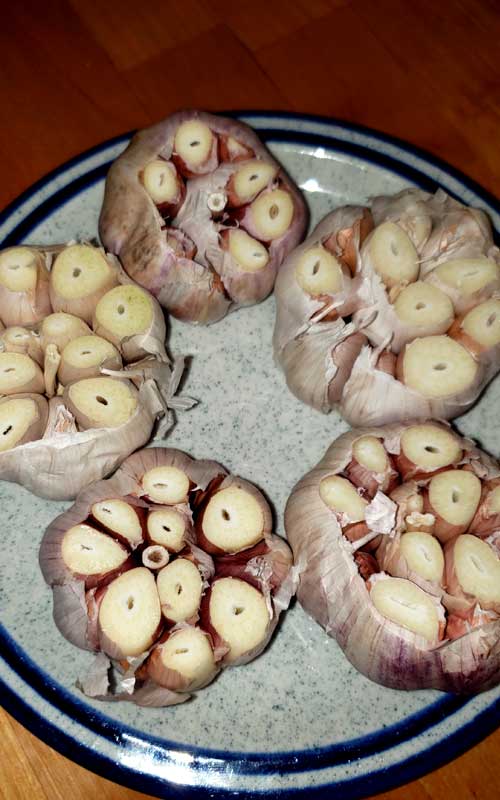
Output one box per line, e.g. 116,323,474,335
285,423,500,692
40,446,296,705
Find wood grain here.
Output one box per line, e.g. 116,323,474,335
0,1,499,798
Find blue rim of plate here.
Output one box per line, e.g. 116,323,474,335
0,111,499,799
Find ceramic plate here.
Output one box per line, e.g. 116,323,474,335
1,112,499,800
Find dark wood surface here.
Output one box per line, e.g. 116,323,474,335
1,1,499,798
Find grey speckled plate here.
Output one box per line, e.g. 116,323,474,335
0,112,499,800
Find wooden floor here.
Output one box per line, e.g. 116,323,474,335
1,1,499,799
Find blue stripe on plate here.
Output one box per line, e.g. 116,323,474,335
0,623,469,773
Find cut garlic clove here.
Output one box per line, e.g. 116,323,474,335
59,335,122,384
295,246,344,296
147,508,189,552
0,246,51,327
398,423,463,478
0,394,48,452
399,532,444,583
142,159,181,205
227,160,278,206
64,376,138,429
39,312,92,353
207,577,270,663
157,558,203,623
93,283,167,362
50,244,119,324
393,281,454,334
454,299,500,354
433,256,498,299
98,567,162,658
247,189,294,241
61,523,129,585
226,229,269,273
447,534,500,612
398,335,478,398
147,627,217,692
365,222,419,288
91,499,144,548
427,469,481,541
173,120,217,175
319,475,368,523
200,485,265,554
0,352,45,395
142,465,190,504
369,575,442,642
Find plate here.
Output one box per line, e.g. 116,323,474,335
0,112,499,800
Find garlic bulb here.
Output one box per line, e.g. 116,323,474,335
99,110,308,324
273,188,500,425
0,241,191,500
40,447,296,705
285,422,500,692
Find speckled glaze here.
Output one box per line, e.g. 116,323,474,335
0,114,499,799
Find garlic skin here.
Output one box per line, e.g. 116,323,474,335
285,422,500,692
40,447,296,706
99,110,308,324
274,189,500,426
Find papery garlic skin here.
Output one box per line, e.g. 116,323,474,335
285,422,500,692
99,110,308,324
40,447,296,706
274,189,500,426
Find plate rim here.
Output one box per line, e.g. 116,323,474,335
0,110,499,800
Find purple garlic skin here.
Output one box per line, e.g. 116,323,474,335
285,422,500,693
99,110,308,324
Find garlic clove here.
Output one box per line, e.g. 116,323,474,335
147,507,190,552
64,376,139,430
397,423,463,479
172,119,218,177
0,393,48,452
205,576,270,663
93,283,167,362
146,627,218,692
157,558,203,623
393,281,454,338
363,222,419,288
369,575,443,642
49,244,120,324
0,246,51,327
449,298,500,358
398,335,478,399
98,567,162,659
445,534,500,613
295,246,344,296
59,335,122,385
142,465,191,505
91,498,145,548
399,531,445,583
0,351,45,395
0,326,44,365
198,484,266,554
223,229,269,274
61,523,130,588
319,474,368,523
244,188,294,242
425,469,482,542
141,159,183,207
39,312,92,353
227,160,278,207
